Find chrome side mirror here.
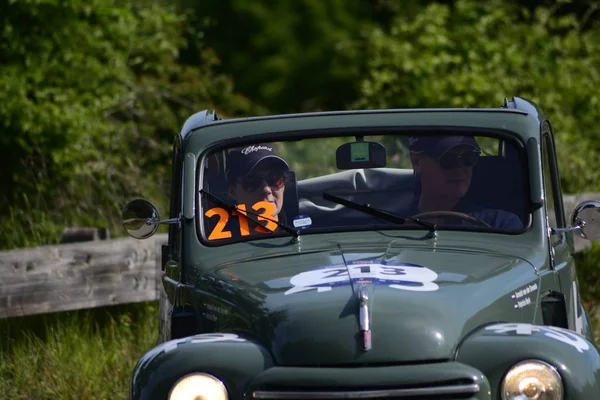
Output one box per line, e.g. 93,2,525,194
572,200,600,241
122,199,160,239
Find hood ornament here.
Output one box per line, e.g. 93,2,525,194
358,284,371,351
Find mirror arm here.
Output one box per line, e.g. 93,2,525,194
145,217,181,226
551,220,585,235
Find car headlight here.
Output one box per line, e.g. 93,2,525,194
169,373,228,400
501,360,563,400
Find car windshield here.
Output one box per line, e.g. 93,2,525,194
199,132,529,244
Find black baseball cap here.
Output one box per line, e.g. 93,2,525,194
408,135,480,157
226,144,289,181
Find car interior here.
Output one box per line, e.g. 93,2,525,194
201,136,529,235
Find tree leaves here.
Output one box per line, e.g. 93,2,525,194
0,0,247,249
355,0,600,193
3,0,600,249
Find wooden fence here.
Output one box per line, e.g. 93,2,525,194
1,193,599,319
0,234,166,319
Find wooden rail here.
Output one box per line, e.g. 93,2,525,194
1,193,599,319
0,234,167,319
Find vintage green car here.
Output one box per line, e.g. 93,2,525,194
123,97,600,400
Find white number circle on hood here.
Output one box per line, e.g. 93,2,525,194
285,262,439,295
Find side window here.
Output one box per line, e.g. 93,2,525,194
168,137,183,260
541,122,566,245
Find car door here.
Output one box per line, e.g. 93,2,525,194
540,120,584,335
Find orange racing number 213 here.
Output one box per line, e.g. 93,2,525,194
205,201,278,240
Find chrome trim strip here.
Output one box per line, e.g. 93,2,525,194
253,383,480,399
357,284,371,351
358,285,369,331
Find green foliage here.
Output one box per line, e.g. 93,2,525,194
575,241,600,306
574,241,600,339
0,0,249,249
178,0,375,113
0,302,158,399
354,0,600,193
0,194,64,250
3,0,600,249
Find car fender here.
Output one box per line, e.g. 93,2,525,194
456,323,600,398
130,333,274,400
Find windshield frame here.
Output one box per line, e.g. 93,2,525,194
196,126,532,247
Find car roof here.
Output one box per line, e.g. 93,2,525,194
182,97,546,149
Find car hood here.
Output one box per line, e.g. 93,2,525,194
210,244,539,366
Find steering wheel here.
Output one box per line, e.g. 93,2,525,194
410,211,491,228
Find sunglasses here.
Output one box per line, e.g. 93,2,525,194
238,171,289,192
437,150,481,170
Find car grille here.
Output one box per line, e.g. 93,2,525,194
252,382,480,399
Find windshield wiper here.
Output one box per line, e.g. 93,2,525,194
322,192,436,233
200,189,299,238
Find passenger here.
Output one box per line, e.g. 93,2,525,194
406,135,523,229
226,144,291,224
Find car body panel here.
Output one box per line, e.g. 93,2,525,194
209,247,539,365
184,110,540,155
457,323,600,398
130,335,274,400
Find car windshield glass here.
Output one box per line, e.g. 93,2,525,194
199,132,529,244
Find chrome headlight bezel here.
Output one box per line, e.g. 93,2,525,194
500,359,563,400
168,372,229,400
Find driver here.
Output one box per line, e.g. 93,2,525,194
406,135,523,229
226,143,291,224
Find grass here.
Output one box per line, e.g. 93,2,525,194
0,302,158,400
0,173,168,398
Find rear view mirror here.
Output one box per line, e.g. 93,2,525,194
572,200,600,240
336,141,386,169
122,198,160,239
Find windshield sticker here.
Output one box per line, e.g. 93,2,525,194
485,323,589,353
293,215,312,229
205,201,277,240
285,262,439,295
